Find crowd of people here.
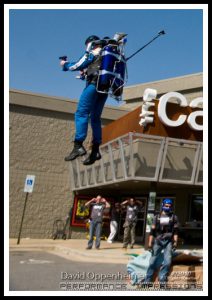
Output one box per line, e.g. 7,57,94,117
84,194,179,286
84,195,145,250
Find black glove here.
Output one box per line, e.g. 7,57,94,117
172,241,178,251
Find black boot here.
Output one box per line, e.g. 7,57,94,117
83,144,101,165
64,141,86,161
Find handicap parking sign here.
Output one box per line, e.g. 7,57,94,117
24,175,35,193
27,179,33,185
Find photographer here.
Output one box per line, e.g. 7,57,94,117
85,195,110,250
121,198,143,249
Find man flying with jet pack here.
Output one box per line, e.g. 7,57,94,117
60,30,165,165
60,33,127,165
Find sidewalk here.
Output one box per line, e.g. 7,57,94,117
9,238,145,264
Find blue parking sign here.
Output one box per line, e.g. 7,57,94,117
24,175,35,193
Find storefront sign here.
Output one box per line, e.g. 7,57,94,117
140,88,203,130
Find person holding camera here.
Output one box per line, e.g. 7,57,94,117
84,195,110,250
121,198,143,249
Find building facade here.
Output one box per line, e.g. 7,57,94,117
9,73,203,244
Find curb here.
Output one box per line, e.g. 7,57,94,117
9,244,141,264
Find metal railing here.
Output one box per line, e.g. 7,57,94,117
70,132,203,191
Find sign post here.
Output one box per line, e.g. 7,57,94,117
17,175,35,245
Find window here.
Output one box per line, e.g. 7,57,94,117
189,195,203,222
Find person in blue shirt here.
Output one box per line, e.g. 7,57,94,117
60,35,108,165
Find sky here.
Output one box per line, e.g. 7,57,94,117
8,5,205,106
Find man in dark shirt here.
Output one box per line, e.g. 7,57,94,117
121,198,143,249
144,198,179,286
85,195,110,249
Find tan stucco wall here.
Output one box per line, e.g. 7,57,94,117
9,105,74,238
122,73,203,109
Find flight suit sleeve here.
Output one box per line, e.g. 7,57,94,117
62,52,96,72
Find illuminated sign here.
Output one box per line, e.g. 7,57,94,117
139,88,203,131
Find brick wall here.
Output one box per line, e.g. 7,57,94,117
9,104,94,239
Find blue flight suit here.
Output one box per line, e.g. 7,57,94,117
62,48,108,145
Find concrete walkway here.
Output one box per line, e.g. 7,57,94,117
9,238,146,264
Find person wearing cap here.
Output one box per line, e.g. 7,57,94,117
143,198,179,286
60,35,108,165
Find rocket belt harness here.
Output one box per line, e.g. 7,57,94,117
86,42,127,101
150,214,178,239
